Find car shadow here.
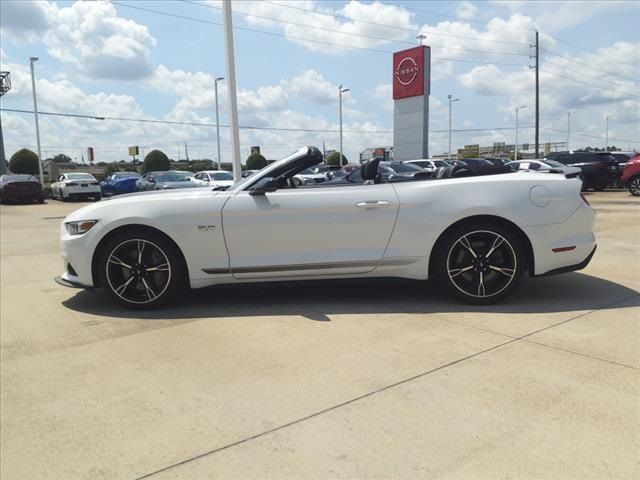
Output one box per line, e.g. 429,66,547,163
62,273,639,322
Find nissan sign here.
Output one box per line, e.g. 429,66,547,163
393,46,430,99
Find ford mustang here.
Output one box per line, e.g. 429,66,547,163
55,147,596,309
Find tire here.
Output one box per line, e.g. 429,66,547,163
629,176,640,196
434,221,525,305
98,229,186,309
93,193,102,202
292,177,303,187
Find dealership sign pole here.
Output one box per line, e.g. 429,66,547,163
222,0,242,182
393,46,431,161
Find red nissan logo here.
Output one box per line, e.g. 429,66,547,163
395,57,420,86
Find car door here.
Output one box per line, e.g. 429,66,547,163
221,183,400,279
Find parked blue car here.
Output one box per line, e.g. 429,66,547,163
100,172,141,196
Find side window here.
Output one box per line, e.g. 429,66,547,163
194,173,201,180
528,163,540,170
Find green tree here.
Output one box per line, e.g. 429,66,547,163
104,163,120,175
143,149,170,172
246,153,267,170
52,153,72,163
9,148,40,175
326,151,348,167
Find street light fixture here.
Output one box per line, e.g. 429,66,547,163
567,110,578,151
447,94,459,160
29,57,44,184
214,76,224,170
514,105,526,161
605,114,616,151
338,85,350,168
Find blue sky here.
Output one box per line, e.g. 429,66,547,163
1,0,638,163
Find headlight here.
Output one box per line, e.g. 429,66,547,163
65,220,98,235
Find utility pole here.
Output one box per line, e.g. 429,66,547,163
567,110,578,151
184,141,189,161
29,57,44,184
605,114,616,151
534,31,539,158
0,71,10,175
338,85,350,167
222,0,242,183
515,105,526,161
447,94,459,160
214,77,224,170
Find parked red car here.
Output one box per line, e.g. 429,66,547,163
621,153,640,196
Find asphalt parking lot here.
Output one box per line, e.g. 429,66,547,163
1,191,639,479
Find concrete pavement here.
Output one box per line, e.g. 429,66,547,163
1,192,638,479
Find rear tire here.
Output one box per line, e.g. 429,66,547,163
629,176,640,196
434,221,525,305
98,229,186,309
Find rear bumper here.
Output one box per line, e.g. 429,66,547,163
524,202,597,276
534,245,596,277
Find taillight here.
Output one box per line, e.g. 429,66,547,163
580,192,590,206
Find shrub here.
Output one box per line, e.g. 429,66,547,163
326,151,348,167
9,148,40,175
246,153,267,170
143,150,170,172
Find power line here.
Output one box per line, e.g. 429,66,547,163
543,59,638,89
548,35,640,70
1,107,540,134
259,0,531,46
541,68,640,99
541,48,637,82
112,1,528,66
378,0,537,34
540,127,638,143
181,0,529,57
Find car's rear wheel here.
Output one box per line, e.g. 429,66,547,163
434,222,525,304
628,176,640,196
99,230,186,309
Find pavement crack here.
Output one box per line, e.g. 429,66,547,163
134,293,639,480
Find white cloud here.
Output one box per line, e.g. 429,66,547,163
226,0,416,54
288,70,337,105
371,83,393,111
1,1,156,80
456,2,478,20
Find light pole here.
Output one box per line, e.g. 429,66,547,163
338,85,350,167
214,76,224,170
567,110,578,151
29,57,44,184
222,0,242,183
514,105,526,161
605,114,616,151
447,94,459,160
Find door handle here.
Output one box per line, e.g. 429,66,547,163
356,200,390,208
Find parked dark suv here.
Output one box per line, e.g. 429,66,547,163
544,151,619,191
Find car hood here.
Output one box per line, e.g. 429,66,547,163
64,188,221,222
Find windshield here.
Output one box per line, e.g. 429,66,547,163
227,147,308,191
155,172,189,182
114,172,140,179
544,160,565,168
387,163,423,173
212,172,233,180
3,174,38,182
433,160,448,168
66,173,95,180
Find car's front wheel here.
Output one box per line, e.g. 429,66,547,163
628,176,640,196
434,222,525,304
99,229,186,309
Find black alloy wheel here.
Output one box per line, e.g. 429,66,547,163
435,223,524,304
629,177,640,196
99,230,185,308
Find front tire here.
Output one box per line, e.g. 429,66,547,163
434,222,525,304
628,176,640,196
98,229,186,309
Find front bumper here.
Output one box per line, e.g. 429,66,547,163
58,221,105,288
55,274,93,289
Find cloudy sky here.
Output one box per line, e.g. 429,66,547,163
1,0,638,163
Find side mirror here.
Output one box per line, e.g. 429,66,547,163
249,177,278,196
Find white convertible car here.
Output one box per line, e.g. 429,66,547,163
56,147,596,309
